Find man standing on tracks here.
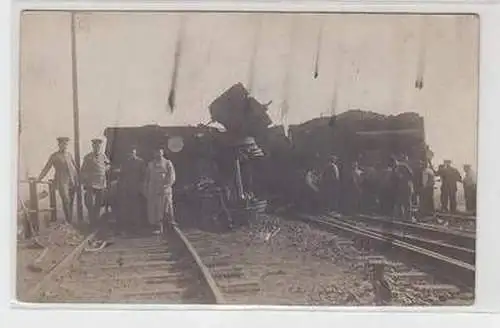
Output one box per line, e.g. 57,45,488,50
320,155,341,212
38,137,79,224
117,145,146,230
144,146,176,235
390,156,414,221
344,161,363,215
420,160,435,216
462,164,476,214
436,160,462,213
81,138,110,224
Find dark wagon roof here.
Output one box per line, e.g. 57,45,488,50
288,109,426,164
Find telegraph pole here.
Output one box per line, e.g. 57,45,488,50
70,12,83,223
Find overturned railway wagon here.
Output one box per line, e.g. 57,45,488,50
103,124,269,223
253,110,430,208
288,110,428,166
104,125,222,187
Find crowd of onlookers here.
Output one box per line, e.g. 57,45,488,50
300,154,476,220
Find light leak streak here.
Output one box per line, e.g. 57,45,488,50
167,14,187,113
313,17,325,79
247,16,263,94
329,18,345,119
415,15,428,90
280,16,297,136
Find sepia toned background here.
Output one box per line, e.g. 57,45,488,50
18,12,479,188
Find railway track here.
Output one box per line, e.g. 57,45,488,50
329,213,476,265
181,224,376,305
296,214,475,294
346,214,476,249
430,212,476,233
25,223,224,304
21,212,475,306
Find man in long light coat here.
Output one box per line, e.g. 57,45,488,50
144,147,176,234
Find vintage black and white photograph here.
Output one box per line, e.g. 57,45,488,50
16,11,478,306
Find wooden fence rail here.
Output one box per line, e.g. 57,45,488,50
18,178,57,240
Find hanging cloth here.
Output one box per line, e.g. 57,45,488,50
415,15,427,90
167,14,187,113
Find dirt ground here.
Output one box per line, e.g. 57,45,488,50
15,216,90,302
185,215,474,306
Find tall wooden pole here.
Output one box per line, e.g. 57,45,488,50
71,12,83,223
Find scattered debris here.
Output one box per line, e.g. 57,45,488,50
84,240,110,252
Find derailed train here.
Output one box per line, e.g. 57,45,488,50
103,83,430,219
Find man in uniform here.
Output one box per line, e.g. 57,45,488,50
38,137,78,223
117,145,146,230
420,160,435,216
320,155,341,212
436,160,462,213
390,156,414,221
304,166,321,213
81,138,110,224
144,146,176,235
345,161,363,215
462,164,477,214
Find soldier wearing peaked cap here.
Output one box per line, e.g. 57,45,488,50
117,144,147,230
436,159,462,213
38,137,78,223
320,155,341,212
462,164,476,214
420,160,435,216
81,138,110,223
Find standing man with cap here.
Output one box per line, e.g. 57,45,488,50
462,164,477,214
390,156,414,221
144,146,176,235
80,138,110,224
320,155,341,212
38,137,79,224
117,145,147,230
436,160,462,213
420,160,435,216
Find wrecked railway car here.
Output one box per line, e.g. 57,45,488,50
288,110,428,166
257,110,430,210
104,125,221,188
102,79,431,219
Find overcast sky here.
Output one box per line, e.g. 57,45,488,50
18,11,479,178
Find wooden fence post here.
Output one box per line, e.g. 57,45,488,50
28,178,40,234
48,179,57,222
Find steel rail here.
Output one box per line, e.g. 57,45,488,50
297,214,475,289
435,212,476,222
337,213,476,250
171,225,225,304
350,224,475,265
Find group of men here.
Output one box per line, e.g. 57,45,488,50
305,154,477,220
38,137,177,234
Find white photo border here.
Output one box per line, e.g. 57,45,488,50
2,0,499,326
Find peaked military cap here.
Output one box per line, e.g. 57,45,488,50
57,137,70,143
